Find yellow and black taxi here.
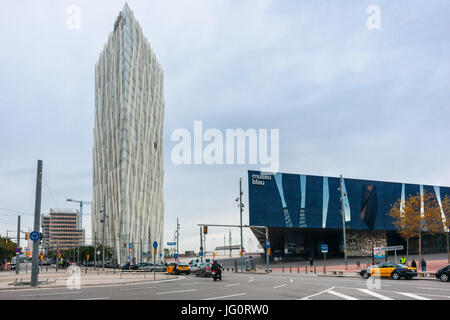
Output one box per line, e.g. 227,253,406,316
166,262,190,275
360,261,418,280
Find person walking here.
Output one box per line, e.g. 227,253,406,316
309,256,314,267
411,259,417,269
421,258,426,272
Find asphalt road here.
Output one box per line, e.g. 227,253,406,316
0,272,449,300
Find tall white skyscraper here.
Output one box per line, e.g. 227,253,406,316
93,4,165,264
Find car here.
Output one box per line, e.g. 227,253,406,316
435,265,449,282
360,262,418,280
154,263,166,272
138,263,154,271
167,262,190,275
190,263,201,272
193,262,213,277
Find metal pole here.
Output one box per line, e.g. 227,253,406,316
16,215,20,274
239,178,244,272
266,227,270,273
200,227,203,263
94,232,97,271
229,230,232,258
176,218,179,263
340,175,348,270
102,196,106,271
31,160,43,287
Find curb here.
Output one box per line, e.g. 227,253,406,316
0,276,181,291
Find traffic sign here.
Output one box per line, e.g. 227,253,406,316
29,231,40,242
153,241,158,249
129,243,133,249
381,245,404,251
167,242,176,246
153,248,157,254
321,244,328,253
97,250,101,255
26,249,30,258
266,241,270,249
128,248,133,254
15,248,20,255
199,252,203,256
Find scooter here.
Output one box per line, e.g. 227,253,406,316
211,270,222,281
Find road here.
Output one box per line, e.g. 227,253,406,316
0,271,449,300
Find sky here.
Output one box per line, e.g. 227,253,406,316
0,0,449,253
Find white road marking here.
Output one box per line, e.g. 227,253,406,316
120,286,157,291
79,297,109,300
21,291,81,297
225,283,240,287
180,282,201,286
203,293,247,300
417,286,450,291
395,292,431,300
248,277,254,283
298,287,335,300
273,284,287,289
327,290,359,300
357,289,394,300
156,289,197,295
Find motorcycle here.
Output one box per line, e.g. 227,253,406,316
211,269,222,281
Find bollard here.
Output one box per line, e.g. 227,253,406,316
282,266,284,273
85,268,87,274
289,266,292,273
305,266,308,274
323,266,326,274
297,266,299,273
314,266,316,274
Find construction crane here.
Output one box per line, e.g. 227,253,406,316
66,198,91,231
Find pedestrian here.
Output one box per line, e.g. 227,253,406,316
411,259,417,269
309,256,314,266
400,256,406,265
421,258,426,272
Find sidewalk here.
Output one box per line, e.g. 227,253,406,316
0,268,177,290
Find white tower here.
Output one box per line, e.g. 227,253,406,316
93,4,165,264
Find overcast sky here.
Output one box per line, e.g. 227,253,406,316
1,0,449,253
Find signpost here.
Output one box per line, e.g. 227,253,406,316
321,244,328,273
153,241,158,280
29,231,40,242
265,241,270,273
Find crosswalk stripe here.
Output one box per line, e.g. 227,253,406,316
328,290,359,300
395,292,431,300
357,289,394,300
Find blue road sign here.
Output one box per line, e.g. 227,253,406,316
199,252,203,256
129,243,133,249
167,242,176,246
321,244,328,253
153,241,158,249
30,231,40,242
266,241,270,248
15,248,20,254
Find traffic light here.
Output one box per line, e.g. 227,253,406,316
203,226,208,234
5,238,8,244
25,233,29,240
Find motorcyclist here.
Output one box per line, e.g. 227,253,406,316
211,260,222,280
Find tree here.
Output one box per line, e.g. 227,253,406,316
0,237,17,262
389,191,443,264
442,195,450,263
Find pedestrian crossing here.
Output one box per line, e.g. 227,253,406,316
302,287,450,300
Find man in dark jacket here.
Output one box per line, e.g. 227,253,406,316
411,259,417,268
211,260,222,280
421,258,426,272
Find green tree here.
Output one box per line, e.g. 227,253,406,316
0,237,17,262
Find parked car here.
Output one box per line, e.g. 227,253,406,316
154,263,166,272
435,265,449,282
138,263,154,271
360,262,418,280
193,262,212,277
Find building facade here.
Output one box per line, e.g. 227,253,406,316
92,4,165,264
248,170,450,258
41,209,84,251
